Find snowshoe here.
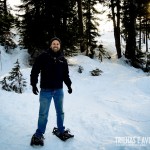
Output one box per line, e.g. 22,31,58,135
52,127,74,141
30,134,44,146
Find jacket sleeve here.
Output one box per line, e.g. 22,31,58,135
30,56,41,86
63,59,72,88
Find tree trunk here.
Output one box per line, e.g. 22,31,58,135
125,0,137,60
77,0,86,52
145,16,148,53
4,0,7,14
145,15,149,71
111,0,122,58
85,0,91,56
139,16,142,50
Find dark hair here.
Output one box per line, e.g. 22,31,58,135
49,37,61,46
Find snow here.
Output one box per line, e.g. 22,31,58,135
0,31,150,150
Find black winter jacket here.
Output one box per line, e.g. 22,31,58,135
30,49,72,89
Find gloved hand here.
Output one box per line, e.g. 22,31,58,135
32,86,39,95
68,86,72,94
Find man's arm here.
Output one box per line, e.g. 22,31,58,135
63,59,72,93
30,56,41,94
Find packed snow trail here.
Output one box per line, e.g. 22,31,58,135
0,50,150,150
0,31,150,150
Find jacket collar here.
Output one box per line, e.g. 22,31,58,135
47,48,63,58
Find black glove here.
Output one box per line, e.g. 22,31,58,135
32,86,39,95
68,86,72,94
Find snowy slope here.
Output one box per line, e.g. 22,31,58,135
0,32,150,150
0,46,29,76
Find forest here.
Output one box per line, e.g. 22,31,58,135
0,2,150,149
0,0,150,71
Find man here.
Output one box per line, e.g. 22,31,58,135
30,37,73,146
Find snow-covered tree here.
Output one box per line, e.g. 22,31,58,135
7,59,27,93
0,77,11,91
0,59,27,93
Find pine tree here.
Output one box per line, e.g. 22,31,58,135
17,0,78,57
110,0,122,58
7,59,27,93
0,0,16,52
97,44,111,61
121,0,150,70
16,0,104,57
0,59,27,93
16,0,47,57
97,0,122,58
76,0,85,53
0,77,11,91
122,0,137,61
83,0,100,57
145,53,150,72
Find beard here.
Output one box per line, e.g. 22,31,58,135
52,47,60,52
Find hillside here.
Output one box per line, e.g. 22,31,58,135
0,32,150,150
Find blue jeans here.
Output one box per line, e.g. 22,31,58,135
35,88,65,136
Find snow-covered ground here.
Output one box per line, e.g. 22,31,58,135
0,32,150,150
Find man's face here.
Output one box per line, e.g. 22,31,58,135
50,40,61,52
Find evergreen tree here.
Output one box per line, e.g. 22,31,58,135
97,44,111,61
0,59,27,93
145,53,150,72
17,0,79,57
0,0,16,52
0,77,11,91
110,0,122,58
7,59,27,93
76,0,86,53
98,0,122,58
136,0,147,51
122,0,137,61
16,0,102,58
137,0,150,71
83,0,100,57
121,0,150,70
17,0,47,57
58,0,79,55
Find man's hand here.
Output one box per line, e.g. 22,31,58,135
32,86,39,95
68,87,72,94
